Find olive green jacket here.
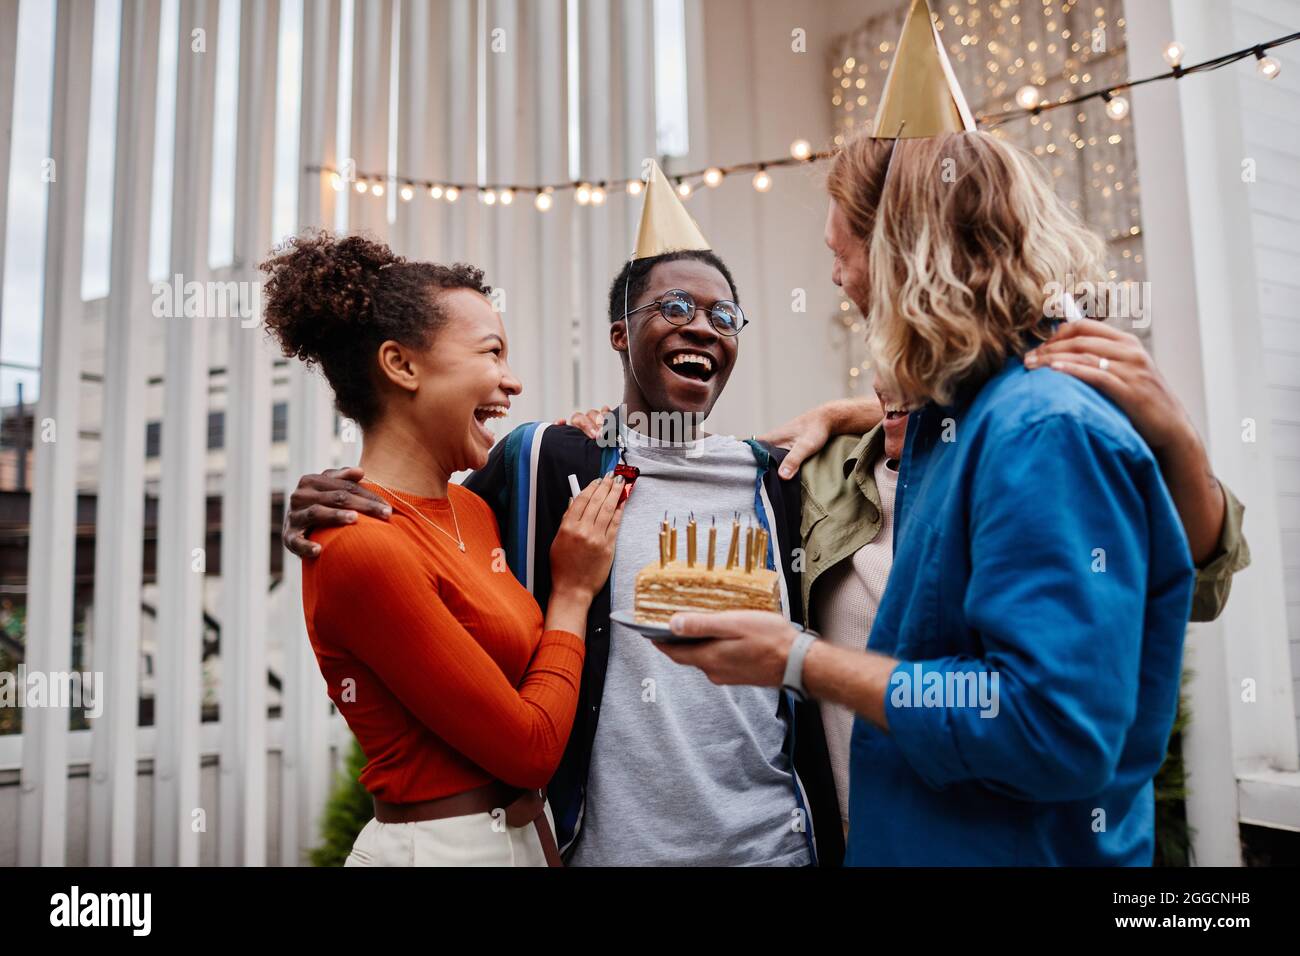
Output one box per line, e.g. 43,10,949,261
799,425,1250,629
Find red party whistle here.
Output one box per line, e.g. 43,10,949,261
613,463,639,502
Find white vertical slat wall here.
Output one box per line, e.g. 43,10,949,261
279,0,339,868
218,0,278,868
154,0,220,868
527,0,576,419
484,0,514,357
576,0,617,410
1230,0,1300,755
19,0,96,867
0,0,16,326
347,0,393,242
445,1,483,272
87,0,161,868
394,0,446,262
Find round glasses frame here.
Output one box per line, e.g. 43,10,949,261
623,289,748,336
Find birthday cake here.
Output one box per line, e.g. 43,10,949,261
634,562,781,623
632,519,780,624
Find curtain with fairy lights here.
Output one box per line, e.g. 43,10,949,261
827,1,1149,392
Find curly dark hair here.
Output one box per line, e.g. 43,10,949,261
606,249,740,327
260,230,491,427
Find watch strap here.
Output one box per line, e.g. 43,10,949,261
783,630,818,701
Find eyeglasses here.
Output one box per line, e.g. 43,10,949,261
623,289,748,336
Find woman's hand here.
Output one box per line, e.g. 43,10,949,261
653,611,797,687
548,475,627,602
282,466,392,557
1024,319,1226,563
1024,319,1192,453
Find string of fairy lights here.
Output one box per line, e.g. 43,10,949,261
309,28,1297,213
307,136,822,211
993,30,1296,127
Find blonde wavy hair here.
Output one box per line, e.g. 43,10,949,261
827,130,1108,406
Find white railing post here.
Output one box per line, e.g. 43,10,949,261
154,0,220,868
279,0,340,868
87,0,162,869
485,0,527,410
528,0,576,419
395,0,447,263
346,0,393,241
0,0,17,320
20,0,97,869
219,0,279,867
446,0,482,265
576,0,615,409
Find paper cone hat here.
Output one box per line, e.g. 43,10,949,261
631,160,711,260
871,0,977,139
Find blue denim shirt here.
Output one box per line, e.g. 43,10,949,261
846,356,1194,866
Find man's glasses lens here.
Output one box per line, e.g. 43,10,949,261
658,290,746,335
660,292,694,322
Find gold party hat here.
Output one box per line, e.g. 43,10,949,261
632,160,711,260
871,0,977,139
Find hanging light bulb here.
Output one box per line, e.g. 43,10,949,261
330,171,345,191
399,184,414,202
703,167,724,187
354,179,369,194
1015,84,1040,110
1256,52,1281,79
535,189,553,211
482,189,497,205
789,138,812,160
752,167,772,193
1103,92,1130,120
591,184,607,205
676,178,692,198
444,186,460,202
1162,41,1184,68
575,183,592,205
429,184,444,199
371,182,385,197
499,188,514,205
626,179,643,196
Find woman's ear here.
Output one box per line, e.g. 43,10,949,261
609,319,628,355
376,340,420,392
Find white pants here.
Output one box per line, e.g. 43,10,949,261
344,802,556,867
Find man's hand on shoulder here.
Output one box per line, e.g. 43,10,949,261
283,466,392,558
760,396,883,479
554,406,610,440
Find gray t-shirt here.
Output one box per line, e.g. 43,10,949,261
568,429,811,866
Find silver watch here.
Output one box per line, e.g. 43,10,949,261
782,629,818,702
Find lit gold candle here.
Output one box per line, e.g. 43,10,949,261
707,518,717,571
754,528,768,571
659,529,667,568
686,513,697,568
670,520,677,563
744,524,755,573
727,516,740,570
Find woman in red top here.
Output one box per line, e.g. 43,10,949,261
260,232,624,866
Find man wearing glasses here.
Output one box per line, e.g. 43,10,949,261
283,246,864,865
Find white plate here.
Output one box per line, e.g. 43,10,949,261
608,609,806,643
609,609,712,643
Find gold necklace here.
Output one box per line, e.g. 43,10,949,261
363,478,466,552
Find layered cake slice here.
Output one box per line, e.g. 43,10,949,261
633,562,781,624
